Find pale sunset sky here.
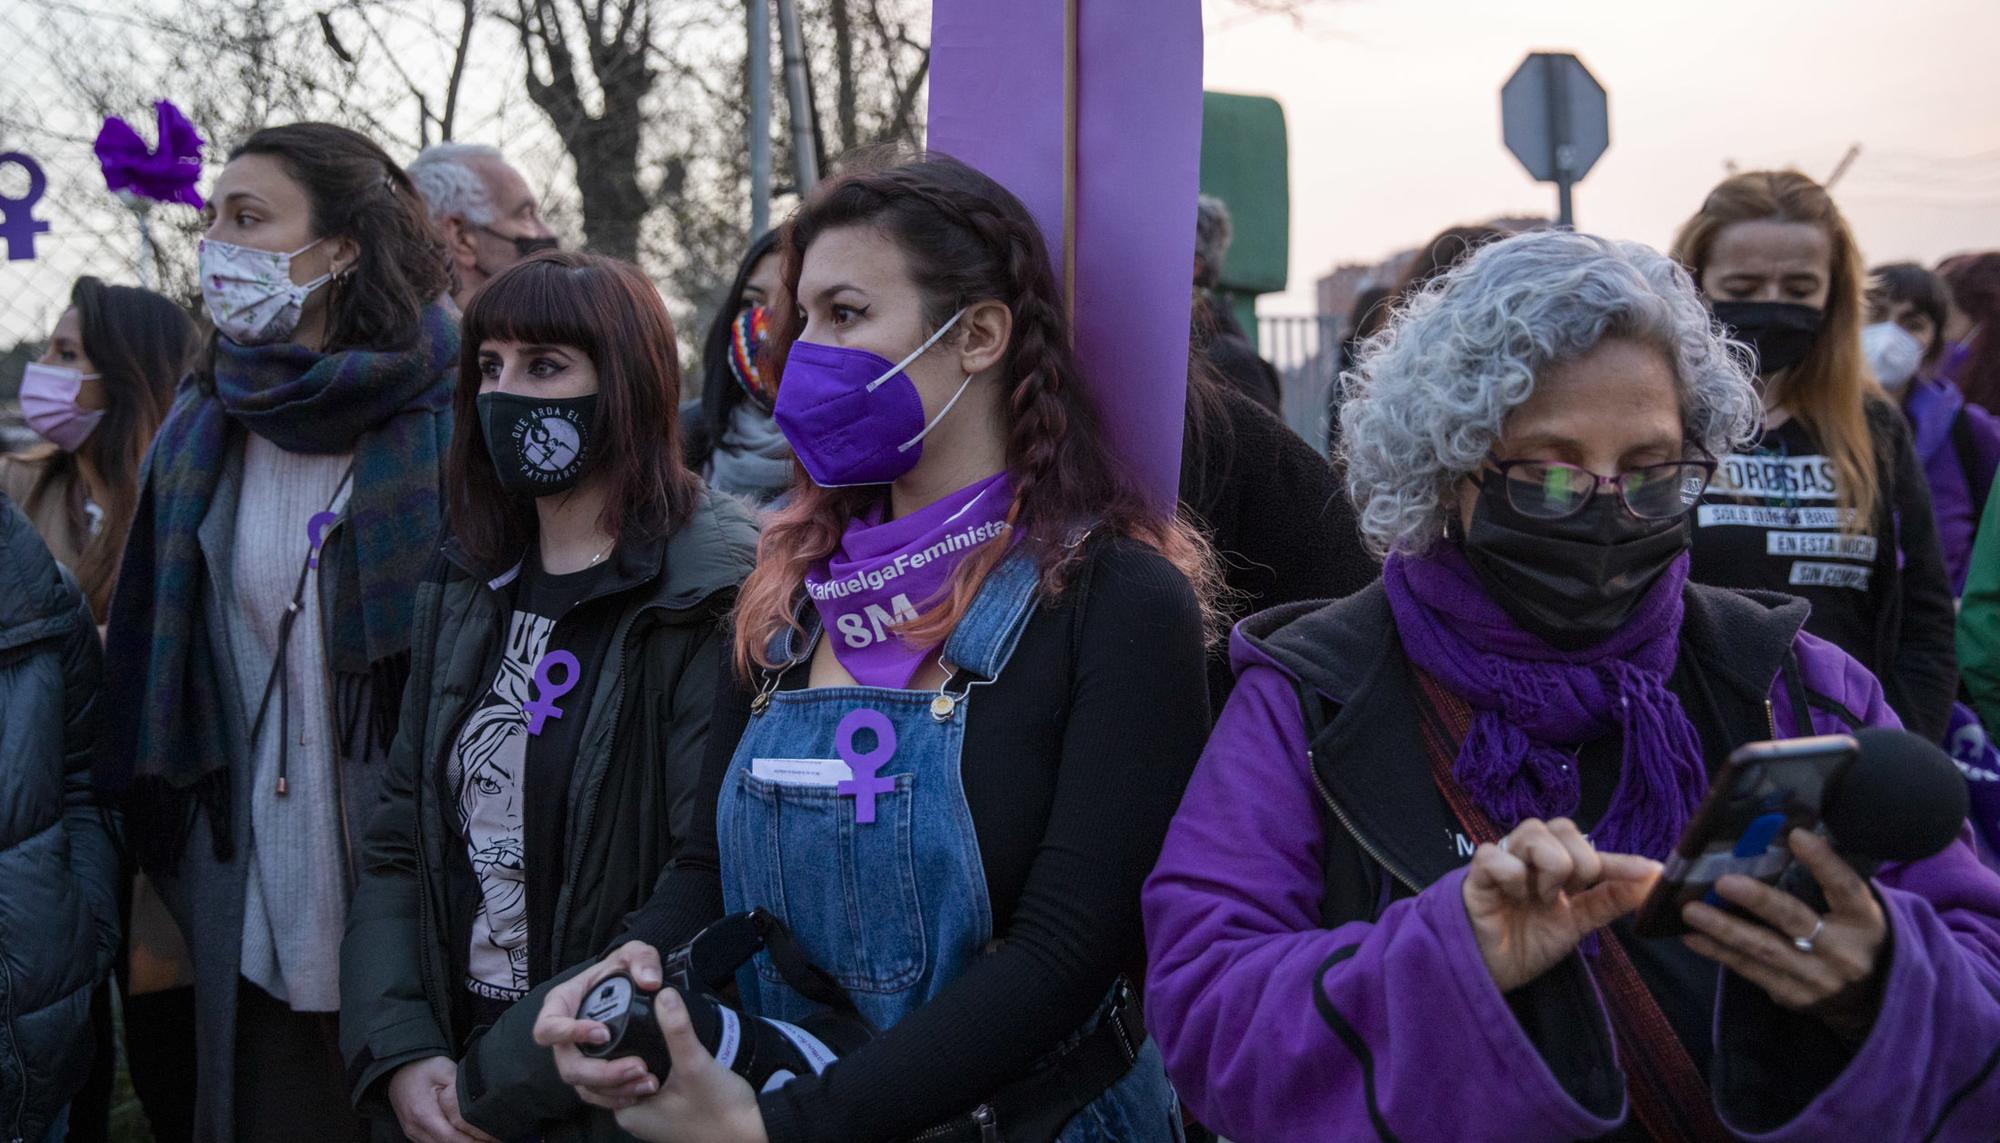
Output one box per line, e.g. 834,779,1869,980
1202,0,2000,313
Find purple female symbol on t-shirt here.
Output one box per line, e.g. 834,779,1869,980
522,649,580,736
306,510,338,569
835,708,898,824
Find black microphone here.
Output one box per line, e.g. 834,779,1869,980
1824,728,1969,862
1783,727,1968,907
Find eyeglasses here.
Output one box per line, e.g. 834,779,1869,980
1485,455,1716,521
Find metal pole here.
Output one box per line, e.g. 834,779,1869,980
775,0,819,193
748,0,772,236
1548,58,1576,228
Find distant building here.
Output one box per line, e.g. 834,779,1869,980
1311,214,1549,322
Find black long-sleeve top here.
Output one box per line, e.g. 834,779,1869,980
1180,383,1380,704
622,538,1210,1143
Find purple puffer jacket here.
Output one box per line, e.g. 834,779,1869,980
1145,614,2000,1142
1905,375,2000,594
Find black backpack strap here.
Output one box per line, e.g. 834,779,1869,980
1953,410,1996,541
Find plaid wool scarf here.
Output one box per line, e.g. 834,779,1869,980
102,304,457,870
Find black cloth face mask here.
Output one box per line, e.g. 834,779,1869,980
471,227,561,278
476,390,599,498
1711,300,1823,377
1457,467,1693,651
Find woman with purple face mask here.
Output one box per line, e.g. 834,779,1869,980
99,121,456,1142
2,277,193,620
531,151,1218,1143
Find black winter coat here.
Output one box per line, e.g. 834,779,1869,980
339,491,758,1142
0,492,119,1143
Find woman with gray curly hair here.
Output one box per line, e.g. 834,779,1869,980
1143,229,2000,1142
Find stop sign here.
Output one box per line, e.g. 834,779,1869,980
1502,52,1609,185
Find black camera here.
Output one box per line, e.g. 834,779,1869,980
577,909,872,1092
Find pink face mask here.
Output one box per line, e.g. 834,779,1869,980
21,363,106,452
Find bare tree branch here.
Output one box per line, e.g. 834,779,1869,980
439,0,476,140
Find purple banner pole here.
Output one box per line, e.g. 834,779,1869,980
928,0,1204,509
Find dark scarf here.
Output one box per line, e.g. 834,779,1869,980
101,304,457,870
1382,544,1708,859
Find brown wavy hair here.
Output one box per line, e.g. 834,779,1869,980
731,151,1217,677
191,123,450,394
449,251,701,567
1672,170,1879,534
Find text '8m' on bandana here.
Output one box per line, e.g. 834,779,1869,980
803,472,1013,688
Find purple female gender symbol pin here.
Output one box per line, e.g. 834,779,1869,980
522,649,580,735
835,708,898,825
305,510,338,569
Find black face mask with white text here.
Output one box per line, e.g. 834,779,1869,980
1457,468,1692,651
476,390,599,498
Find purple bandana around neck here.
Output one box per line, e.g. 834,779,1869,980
804,471,1014,688
1382,544,1709,859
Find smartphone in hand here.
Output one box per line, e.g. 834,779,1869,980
1631,735,1857,938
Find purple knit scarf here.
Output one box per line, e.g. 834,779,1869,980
1382,545,1707,859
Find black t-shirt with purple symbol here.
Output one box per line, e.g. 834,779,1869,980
443,551,616,1033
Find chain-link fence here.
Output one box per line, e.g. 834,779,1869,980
0,0,590,417
0,0,931,427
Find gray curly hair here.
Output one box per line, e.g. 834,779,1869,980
1336,228,1760,557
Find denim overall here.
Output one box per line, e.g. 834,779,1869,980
717,551,1180,1142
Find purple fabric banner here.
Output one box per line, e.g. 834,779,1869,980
928,0,1204,508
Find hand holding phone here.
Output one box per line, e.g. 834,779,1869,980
1633,735,1856,939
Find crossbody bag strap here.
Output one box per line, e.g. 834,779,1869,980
1411,670,1734,1143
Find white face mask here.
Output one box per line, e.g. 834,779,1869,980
199,237,334,346
1862,320,1925,392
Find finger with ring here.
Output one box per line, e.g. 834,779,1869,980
1792,916,1827,955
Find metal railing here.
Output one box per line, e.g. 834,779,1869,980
1258,313,1343,455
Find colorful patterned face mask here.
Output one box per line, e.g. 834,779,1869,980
728,303,775,409
199,237,333,346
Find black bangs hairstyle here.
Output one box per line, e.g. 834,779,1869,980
1870,261,1953,363
448,250,702,567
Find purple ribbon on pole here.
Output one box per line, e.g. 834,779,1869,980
928,0,1205,509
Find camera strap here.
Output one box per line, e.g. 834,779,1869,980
746,908,870,1025
1414,670,1735,1143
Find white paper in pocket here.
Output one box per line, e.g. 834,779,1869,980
751,757,854,787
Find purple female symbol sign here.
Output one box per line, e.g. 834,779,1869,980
835,708,898,825
306,511,338,569
0,152,51,262
522,649,580,736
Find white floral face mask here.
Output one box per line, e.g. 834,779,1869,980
199,237,333,346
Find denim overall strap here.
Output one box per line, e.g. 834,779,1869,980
717,555,1043,1033
939,548,1044,679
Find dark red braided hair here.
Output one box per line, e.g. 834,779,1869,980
734,149,1217,676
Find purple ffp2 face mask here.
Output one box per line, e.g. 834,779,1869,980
774,309,971,487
